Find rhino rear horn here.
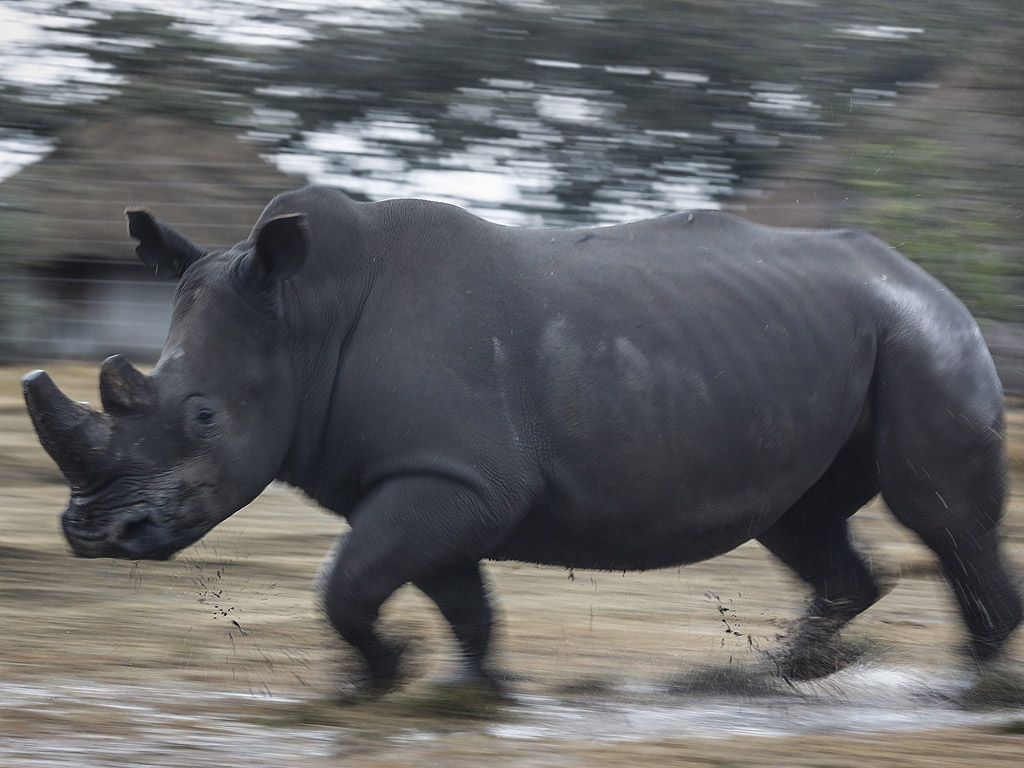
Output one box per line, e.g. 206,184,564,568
23,370,112,487
99,355,156,415
126,208,208,279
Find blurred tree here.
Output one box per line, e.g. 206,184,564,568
0,0,1022,329
743,23,1024,321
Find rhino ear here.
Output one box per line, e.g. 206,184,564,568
244,214,309,284
126,208,208,280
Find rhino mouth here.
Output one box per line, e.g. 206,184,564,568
61,487,211,561
62,506,175,560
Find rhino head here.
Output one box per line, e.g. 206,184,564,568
24,208,309,560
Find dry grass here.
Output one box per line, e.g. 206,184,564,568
2,363,1023,766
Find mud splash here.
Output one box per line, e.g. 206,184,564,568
2,664,1021,766
494,665,1019,741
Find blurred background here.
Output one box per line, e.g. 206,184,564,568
3,5,1024,764
1,0,1023,383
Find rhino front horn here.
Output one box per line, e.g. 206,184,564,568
99,354,157,415
23,369,112,487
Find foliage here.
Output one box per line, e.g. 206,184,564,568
5,0,1021,213
1,0,1023,327
837,138,1019,319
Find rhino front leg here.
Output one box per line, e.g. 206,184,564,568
321,475,509,692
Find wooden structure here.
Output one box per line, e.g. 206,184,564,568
1,116,298,361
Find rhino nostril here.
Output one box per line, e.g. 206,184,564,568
118,508,159,547
122,513,153,540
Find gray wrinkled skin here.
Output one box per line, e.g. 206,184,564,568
24,186,1022,691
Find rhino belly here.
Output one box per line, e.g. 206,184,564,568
488,471,814,571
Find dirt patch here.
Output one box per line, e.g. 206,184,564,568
2,363,1023,766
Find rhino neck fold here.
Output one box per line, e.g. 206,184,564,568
274,278,378,516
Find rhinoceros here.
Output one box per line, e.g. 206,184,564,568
23,186,1021,690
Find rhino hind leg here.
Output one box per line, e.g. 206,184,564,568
757,438,883,680
877,424,1023,664
870,332,1023,666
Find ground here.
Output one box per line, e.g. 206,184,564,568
1,363,1023,767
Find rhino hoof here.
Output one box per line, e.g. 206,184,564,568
413,676,513,717
773,635,871,682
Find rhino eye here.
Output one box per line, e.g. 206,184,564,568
186,397,219,437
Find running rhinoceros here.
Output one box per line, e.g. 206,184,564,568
23,186,1021,690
